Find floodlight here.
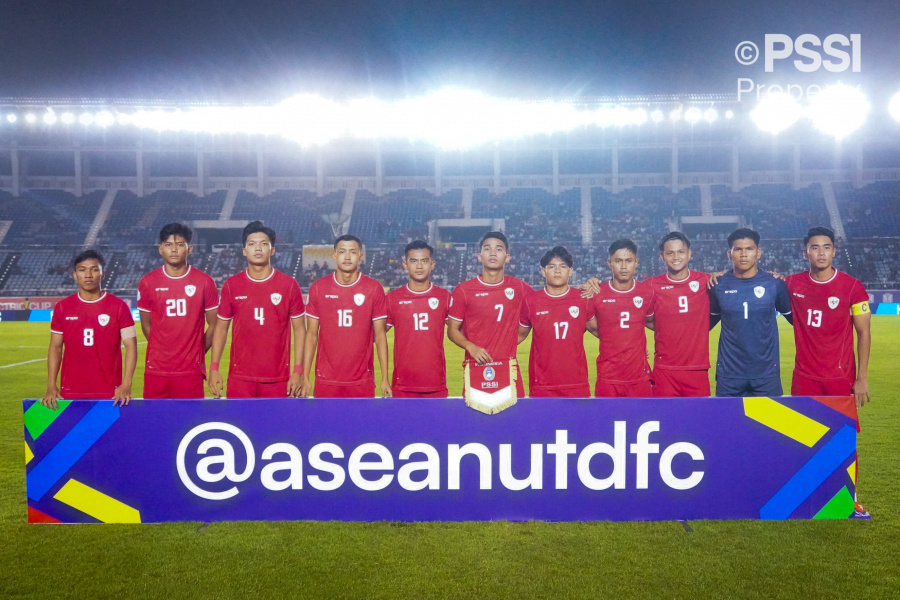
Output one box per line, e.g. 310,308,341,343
25,113,37,124
750,93,802,135
79,113,94,125
725,110,735,119
61,112,75,125
704,108,718,123
651,109,664,123
632,108,648,126
117,113,132,125
43,112,58,125
95,111,115,127
7,114,17,123
669,109,682,122
684,107,702,124
808,84,868,138
889,92,900,123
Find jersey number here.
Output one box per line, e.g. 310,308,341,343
620,312,629,329
494,304,504,322
679,296,688,313
743,302,748,320
553,321,569,339
413,312,428,330
338,309,353,327
166,298,187,317
255,307,265,326
83,328,94,346
807,309,822,328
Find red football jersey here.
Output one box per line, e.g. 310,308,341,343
786,269,870,382
519,287,595,394
217,269,305,382
448,275,533,363
591,280,654,383
647,270,711,370
138,265,218,376
50,292,134,399
386,283,451,393
305,272,388,386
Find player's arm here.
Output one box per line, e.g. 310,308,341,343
852,305,872,408
208,318,230,398
580,277,601,298
775,280,793,325
517,324,531,344
288,316,307,397
585,317,599,339
706,270,728,288
204,308,218,352
139,310,151,340
42,332,64,410
447,318,492,365
374,318,392,397
708,289,721,330
114,328,138,406
300,317,319,397
645,314,655,331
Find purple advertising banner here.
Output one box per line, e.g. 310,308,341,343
23,396,859,524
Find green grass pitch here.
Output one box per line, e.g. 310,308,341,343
1,319,898,598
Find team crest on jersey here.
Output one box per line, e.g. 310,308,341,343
689,281,700,293
569,306,580,318
185,285,196,297
633,296,643,309
354,293,365,306
828,296,840,309
754,286,765,298
484,366,496,381
270,293,282,306
504,288,514,300
98,314,110,327
428,297,439,310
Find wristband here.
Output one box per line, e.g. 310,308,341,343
293,364,304,375
210,362,220,371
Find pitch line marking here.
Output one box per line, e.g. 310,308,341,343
0,342,145,369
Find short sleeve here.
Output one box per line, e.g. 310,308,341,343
50,302,64,334
204,277,219,311
218,280,235,320
289,279,305,318
708,288,721,315
850,280,869,308
518,296,532,328
583,297,596,321
137,276,151,312
371,284,387,321
305,283,320,319
385,293,395,327
775,280,792,315
645,288,656,317
448,286,465,322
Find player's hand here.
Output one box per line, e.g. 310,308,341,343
381,378,392,398
41,385,62,410
853,378,870,408
288,373,304,397
113,383,133,407
208,370,224,398
767,270,785,280
707,270,728,288
580,277,601,298
466,343,493,365
299,377,312,398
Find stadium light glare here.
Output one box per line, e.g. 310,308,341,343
25,113,37,124
43,112,58,125
725,110,735,119
5,114,16,123
79,113,94,126
704,108,718,123
651,109,664,123
669,109,682,122
808,83,869,138
117,112,132,126
684,107,702,124
61,112,75,125
632,108,648,126
750,93,802,135
888,92,900,123
95,111,115,128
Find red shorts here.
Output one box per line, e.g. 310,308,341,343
651,369,711,398
393,388,448,398
791,370,853,396
143,373,206,399
529,383,592,398
595,379,652,398
227,378,289,399
314,380,376,398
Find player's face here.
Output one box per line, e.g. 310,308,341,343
243,233,275,267
541,257,572,287
73,259,103,293
608,249,638,284
403,249,434,284
804,236,835,270
661,240,691,275
728,238,761,272
334,240,362,273
477,239,509,271
158,235,192,267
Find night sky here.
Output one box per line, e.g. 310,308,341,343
0,0,898,102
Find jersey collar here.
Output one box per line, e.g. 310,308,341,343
405,283,434,295
245,268,275,283
807,268,839,284
162,265,192,280
333,272,362,288
542,286,571,298
77,291,107,304
607,280,636,294
665,270,692,283
476,274,505,287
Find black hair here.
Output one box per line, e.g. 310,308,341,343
608,239,638,257
404,240,434,258
727,228,760,248
659,231,691,252
804,226,835,246
334,234,363,250
158,222,193,244
242,221,276,246
71,249,105,271
479,231,509,251
540,246,574,268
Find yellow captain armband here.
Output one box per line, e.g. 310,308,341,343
851,301,869,315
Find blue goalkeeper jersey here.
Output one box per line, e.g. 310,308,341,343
709,271,793,380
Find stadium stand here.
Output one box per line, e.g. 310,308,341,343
837,181,900,238
711,183,831,237
99,190,227,245
0,189,104,246
471,188,581,243
349,189,463,243
231,190,344,245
